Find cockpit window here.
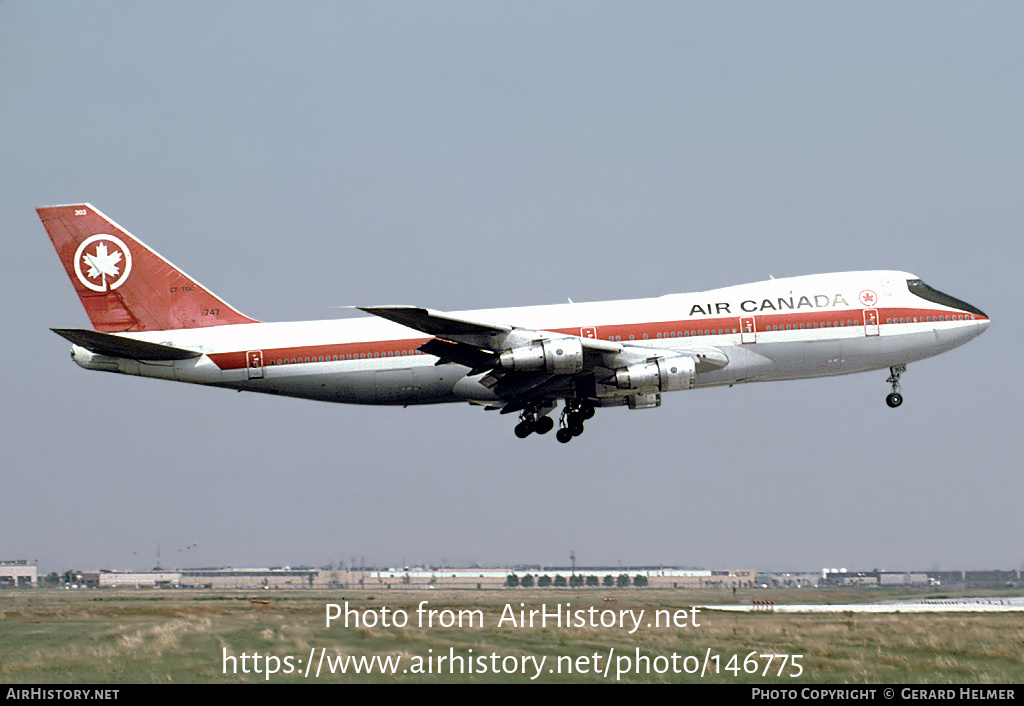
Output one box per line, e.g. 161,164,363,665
906,279,986,317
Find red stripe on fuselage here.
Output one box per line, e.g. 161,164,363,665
206,307,987,371
206,337,435,371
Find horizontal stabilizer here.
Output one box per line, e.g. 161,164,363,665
51,328,202,361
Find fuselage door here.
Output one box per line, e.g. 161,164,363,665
863,309,879,337
581,326,597,339
740,316,756,344
246,350,264,379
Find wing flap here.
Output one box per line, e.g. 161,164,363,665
418,338,498,373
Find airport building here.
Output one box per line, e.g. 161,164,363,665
179,568,318,589
97,570,181,588
0,560,37,587
814,569,1021,588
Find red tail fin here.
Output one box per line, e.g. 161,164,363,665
38,204,258,332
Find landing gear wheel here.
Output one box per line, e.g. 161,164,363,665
560,399,595,440
885,365,906,409
514,421,535,438
556,428,573,444
534,416,554,434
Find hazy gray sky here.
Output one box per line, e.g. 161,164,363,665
2,1,1020,574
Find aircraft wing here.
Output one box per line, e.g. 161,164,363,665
359,305,622,353
357,306,511,337
360,305,729,411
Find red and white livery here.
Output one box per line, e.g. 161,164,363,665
39,204,991,443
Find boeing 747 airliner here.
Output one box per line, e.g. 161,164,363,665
39,204,990,443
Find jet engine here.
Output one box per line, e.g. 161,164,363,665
499,337,584,374
614,356,695,392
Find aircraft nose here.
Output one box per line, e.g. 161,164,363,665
966,300,990,331
964,310,990,341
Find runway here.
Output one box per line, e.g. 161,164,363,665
700,597,1024,613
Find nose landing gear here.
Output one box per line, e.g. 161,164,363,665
885,365,906,408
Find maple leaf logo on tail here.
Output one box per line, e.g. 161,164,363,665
73,235,132,292
83,243,122,284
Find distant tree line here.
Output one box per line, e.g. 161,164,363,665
506,573,648,588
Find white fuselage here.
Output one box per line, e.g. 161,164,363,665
69,270,989,407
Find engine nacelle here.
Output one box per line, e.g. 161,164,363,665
614,356,695,392
499,337,584,374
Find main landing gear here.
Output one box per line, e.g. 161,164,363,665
885,365,906,408
554,400,595,444
513,400,596,442
514,408,555,438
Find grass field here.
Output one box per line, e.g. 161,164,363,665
1,588,1022,683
